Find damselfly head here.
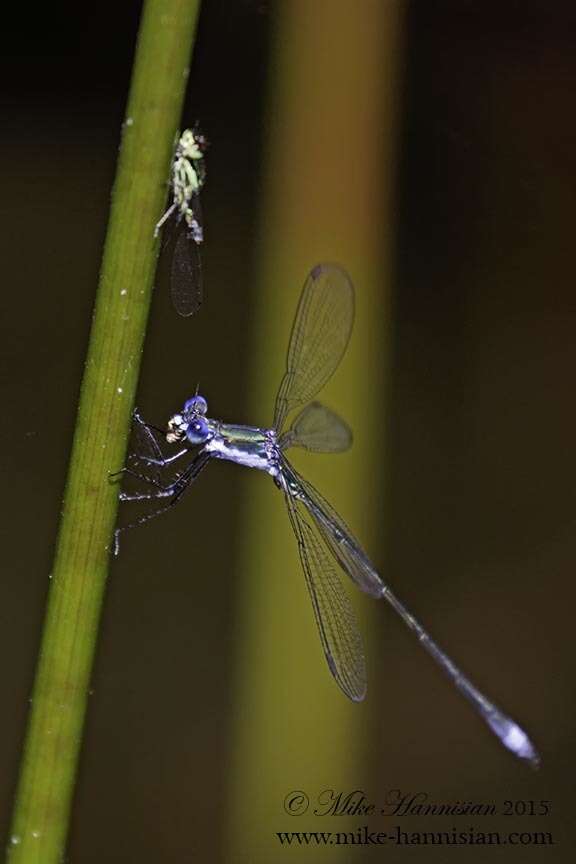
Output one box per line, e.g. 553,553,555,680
166,395,210,445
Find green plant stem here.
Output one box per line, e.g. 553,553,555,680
6,2,201,861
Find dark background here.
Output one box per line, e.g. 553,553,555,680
1,1,575,861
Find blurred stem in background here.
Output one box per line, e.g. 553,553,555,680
6,2,201,861
226,1,404,860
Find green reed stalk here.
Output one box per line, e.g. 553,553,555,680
6,2,202,861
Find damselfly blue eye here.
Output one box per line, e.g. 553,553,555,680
184,395,208,415
186,417,209,445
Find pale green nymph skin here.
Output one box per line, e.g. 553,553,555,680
155,128,207,238
174,130,205,202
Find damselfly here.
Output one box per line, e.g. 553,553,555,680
155,126,208,316
115,263,539,766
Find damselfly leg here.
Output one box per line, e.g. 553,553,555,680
112,410,211,553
